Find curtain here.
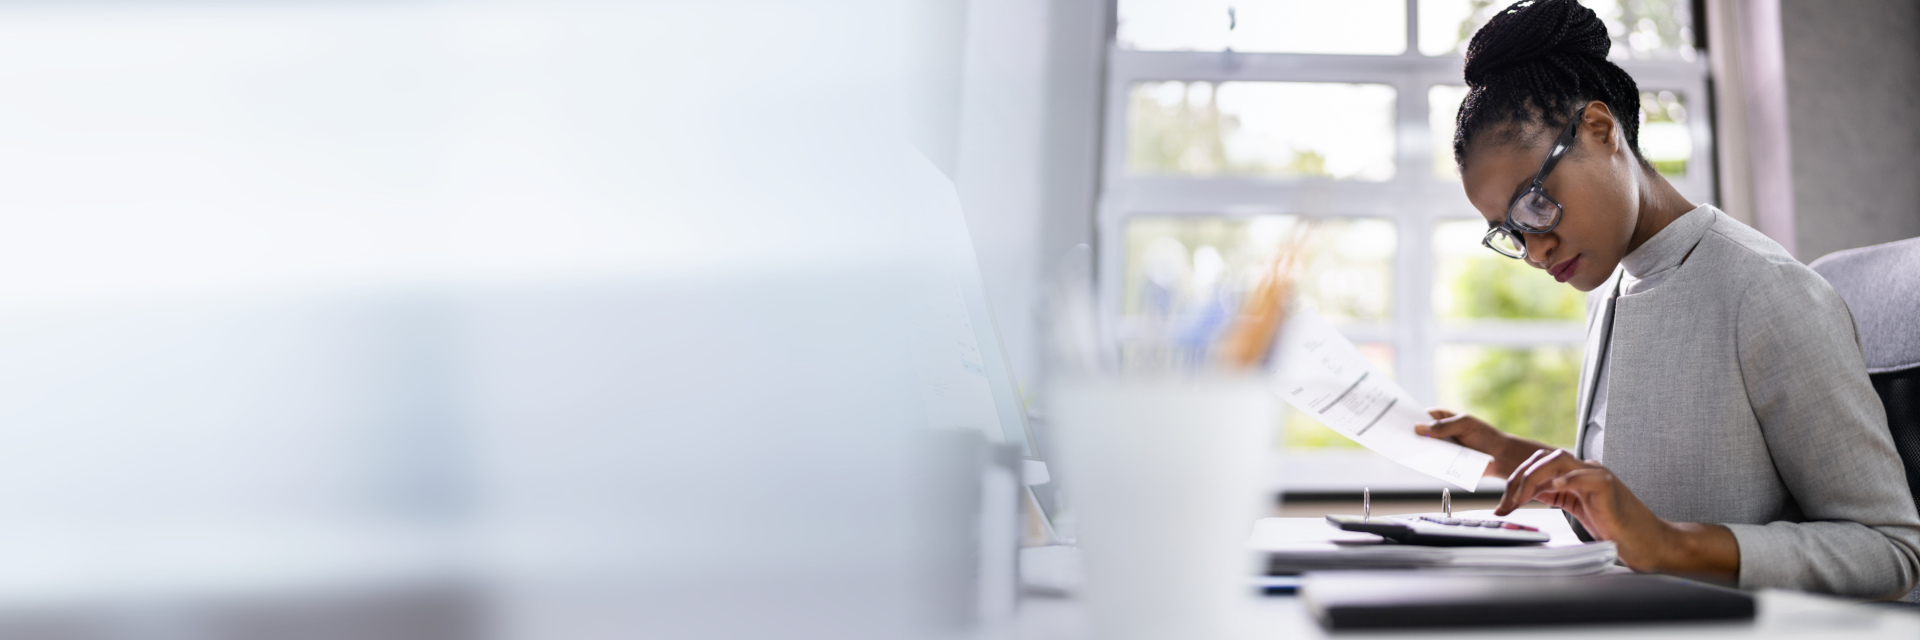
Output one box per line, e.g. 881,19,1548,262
1705,0,1797,256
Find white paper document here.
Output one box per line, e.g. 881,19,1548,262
1271,306,1491,489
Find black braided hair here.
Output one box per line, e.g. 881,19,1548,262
1453,0,1646,170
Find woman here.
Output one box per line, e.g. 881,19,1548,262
1414,0,1920,599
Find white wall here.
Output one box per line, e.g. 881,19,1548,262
1782,0,1920,261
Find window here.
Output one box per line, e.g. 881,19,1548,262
1102,0,1712,491
1127,82,1398,181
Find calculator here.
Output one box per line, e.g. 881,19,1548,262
1325,514,1550,546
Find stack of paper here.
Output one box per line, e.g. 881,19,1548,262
1247,508,1619,576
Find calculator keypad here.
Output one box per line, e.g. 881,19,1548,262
1325,513,1551,545
1417,515,1539,532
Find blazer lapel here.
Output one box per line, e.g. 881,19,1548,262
1572,271,1623,459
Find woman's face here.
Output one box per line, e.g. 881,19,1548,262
1459,105,1639,293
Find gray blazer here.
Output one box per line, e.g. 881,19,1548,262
1576,207,1920,598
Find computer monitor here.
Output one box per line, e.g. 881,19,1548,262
909,184,1039,459
955,270,1037,458
919,190,1072,546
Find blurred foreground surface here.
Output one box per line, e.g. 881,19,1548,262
0,0,977,637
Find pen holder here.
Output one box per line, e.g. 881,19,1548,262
1050,376,1274,640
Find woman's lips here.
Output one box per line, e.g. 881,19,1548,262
1549,255,1581,283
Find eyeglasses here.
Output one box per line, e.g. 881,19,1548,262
1482,105,1588,260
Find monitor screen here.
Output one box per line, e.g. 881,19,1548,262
910,178,1036,458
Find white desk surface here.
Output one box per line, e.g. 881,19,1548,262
989,589,1920,639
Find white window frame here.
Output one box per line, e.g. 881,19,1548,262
1096,0,1714,491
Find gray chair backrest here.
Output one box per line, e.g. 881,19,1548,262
1810,236,1920,374
1812,236,1920,604
1811,236,1920,514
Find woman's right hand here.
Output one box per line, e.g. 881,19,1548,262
1413,408,1551,479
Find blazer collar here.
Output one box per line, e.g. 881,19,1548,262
1621,204,1716,282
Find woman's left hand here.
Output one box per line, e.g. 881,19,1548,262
1496,448,1739,581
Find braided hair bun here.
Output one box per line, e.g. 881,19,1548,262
1453,0,1644,168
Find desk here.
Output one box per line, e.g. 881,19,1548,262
989,589,1920,639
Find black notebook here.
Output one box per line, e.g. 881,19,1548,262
1302,571,1754,630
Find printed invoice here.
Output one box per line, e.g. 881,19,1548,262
1270,305,1491,489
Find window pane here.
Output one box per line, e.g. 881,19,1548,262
1430,86,1690,181
1639,90,1691,177
1127,81,1396,181
1429,85,1469,180
1437,345,1581,450
1283,343,1394,450
1416,0,1489,57
1123,216,1395,326
1598,0,1696,60
1419,0,1696,60
1432,220,1585,321
1119,0,1407,55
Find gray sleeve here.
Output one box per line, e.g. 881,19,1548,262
1727,264,1920,599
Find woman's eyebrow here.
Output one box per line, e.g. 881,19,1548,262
1506,177,1533,205
1483,177,1531,227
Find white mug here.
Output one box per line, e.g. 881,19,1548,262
1050,376,1274,640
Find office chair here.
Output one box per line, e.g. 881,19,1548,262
1811,236,1920,604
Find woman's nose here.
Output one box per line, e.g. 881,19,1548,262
1524,234,1558,269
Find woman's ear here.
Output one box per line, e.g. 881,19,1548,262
1579,100,1621,157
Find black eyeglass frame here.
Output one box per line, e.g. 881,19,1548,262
1481,104,1589,259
